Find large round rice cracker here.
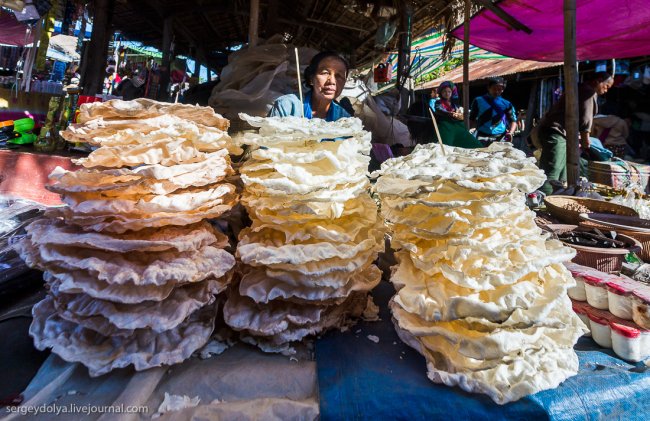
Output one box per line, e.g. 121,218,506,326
24,219,225,253
239,264,381,303
30,296,217,377
50,275,229,333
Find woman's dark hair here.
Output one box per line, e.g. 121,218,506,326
487,77,506,87
303,51,349,86
587,71,613,83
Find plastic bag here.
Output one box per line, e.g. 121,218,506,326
208,38,317,120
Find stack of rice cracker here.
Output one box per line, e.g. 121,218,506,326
16,99,242,376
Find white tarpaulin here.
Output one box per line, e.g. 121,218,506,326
5,344,318,420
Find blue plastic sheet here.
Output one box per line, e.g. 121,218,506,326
315,281,650,420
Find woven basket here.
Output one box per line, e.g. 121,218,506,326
543,196,638,225
578,213,650,262
546,224,642,273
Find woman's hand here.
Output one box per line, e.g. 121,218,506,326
452,111,463,120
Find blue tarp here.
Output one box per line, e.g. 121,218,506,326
315,281,650,420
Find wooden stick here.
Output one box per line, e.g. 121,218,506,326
295,47,304,118
564,0,579,185
462,0,471,129
428,107,447,155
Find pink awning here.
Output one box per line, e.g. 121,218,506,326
0,11,33,47
451,0,650,62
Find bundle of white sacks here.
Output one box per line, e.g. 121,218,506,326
15,99,240,376
373,143,588,404
223,114,384,352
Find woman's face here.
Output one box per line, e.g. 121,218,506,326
596,78,613,95
440,87,452,100
310,57,347,102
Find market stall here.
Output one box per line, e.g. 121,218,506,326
3,100,649,420
3,0,650,419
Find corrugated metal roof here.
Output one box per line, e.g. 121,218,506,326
418,57,561,89
382,29,504,83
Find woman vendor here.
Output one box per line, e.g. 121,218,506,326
537,72,614,194
430,81,482,148
269,51,351,121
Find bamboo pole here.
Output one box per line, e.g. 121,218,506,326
294,47,304,118
428,107,447,155
463,0,471,128
564,0,579,185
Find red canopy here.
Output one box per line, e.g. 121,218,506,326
451,0,650,62
0,11,33,47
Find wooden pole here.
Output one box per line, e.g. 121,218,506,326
266,0,279,37
158,16,173,101
564,0,579,185
249,0,260,48
80,0,115,95
523,81,538,140
463,0,471,128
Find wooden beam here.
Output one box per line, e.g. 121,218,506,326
463,0,471,128
564,0,579,185
128,0,163,35
81,0,116,95
475,0,532,34
197,11,222,40
280,18,340,39
195,0,223,41
266,0,280,37
174,19,200,49
305,18,369,34
249,0,260,47
307,0,334,46
158,16,173,101
296,0,318,42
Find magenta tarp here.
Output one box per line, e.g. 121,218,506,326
0,11,33,47
451,0,650,62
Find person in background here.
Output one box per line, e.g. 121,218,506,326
115,69,145,101
428,87,439,113
105,58,120,93
470,77,517,146
338,96,355,116
592,115,630,158
431,81,482,148
537,71,614,194
269,51,350,121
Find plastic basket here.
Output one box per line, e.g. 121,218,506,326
579,213,650,262
546,224,642,273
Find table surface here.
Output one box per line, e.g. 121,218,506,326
316,280,650,421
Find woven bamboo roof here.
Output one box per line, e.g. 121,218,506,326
112,0,465,67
